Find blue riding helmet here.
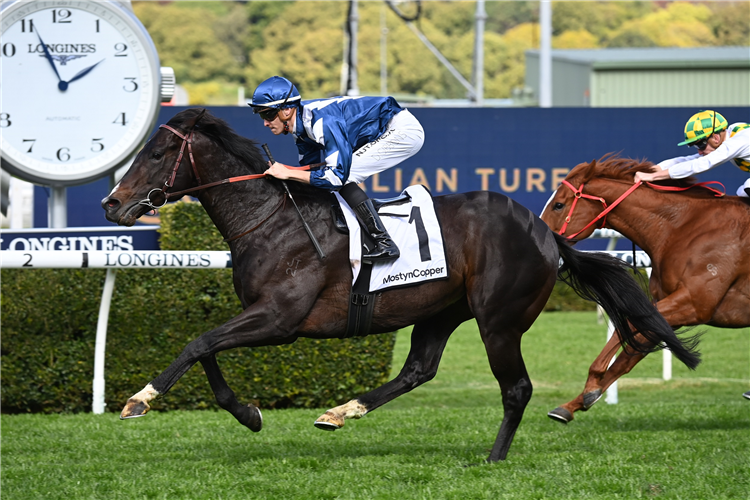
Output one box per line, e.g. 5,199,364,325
249,76,301,111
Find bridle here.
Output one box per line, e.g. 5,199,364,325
557,179,641,240
137,123,268,211
136,121,323,242
556,178,725,240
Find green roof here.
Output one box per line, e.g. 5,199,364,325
526,47,750,70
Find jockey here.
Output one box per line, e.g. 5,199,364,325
634,110,750,197
249,76,425,263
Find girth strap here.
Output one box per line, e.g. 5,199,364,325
343,262,376,338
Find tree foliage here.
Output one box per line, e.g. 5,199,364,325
131,1,749,104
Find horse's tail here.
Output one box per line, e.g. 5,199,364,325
553,233,701,370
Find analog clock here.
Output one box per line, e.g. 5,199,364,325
0,0,173,186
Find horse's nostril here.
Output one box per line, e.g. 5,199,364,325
102,197,121,211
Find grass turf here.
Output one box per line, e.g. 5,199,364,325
2,312,748,499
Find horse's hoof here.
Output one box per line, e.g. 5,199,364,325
314,411,343,431
547,407,573,424
582,389,602,410
120,398,150,419
239,404,263,432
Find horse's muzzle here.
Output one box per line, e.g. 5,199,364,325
101,195,143,226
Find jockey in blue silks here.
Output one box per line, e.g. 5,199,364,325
249,76,425,263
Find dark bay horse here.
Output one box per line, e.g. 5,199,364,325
541,155,749,423
102,110,700,461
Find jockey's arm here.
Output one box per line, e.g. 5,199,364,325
634,167,671,184
265,162,311,184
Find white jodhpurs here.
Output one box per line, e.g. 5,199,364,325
345,109,425,185
737,177,750,197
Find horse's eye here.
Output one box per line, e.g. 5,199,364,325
553,202,565,211
152,152,163,160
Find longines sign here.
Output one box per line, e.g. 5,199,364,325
0,226,159,251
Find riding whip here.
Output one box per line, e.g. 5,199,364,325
262,144,326,259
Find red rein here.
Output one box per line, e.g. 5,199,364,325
155,124,324,200
558,179,725,240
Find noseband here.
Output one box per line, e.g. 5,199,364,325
557,178,725,240
557,179,641,240
137,124,205,211
137,123,269,211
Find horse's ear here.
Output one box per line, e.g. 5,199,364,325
182,108,207,131
581,159,598,183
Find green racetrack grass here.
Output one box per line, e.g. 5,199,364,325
2,312,748,499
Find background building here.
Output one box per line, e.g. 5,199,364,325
524,47,750,107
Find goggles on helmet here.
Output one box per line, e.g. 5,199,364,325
251,78,298,120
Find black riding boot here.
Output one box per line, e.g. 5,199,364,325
353,199,400,262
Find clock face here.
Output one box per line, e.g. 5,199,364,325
0,0,160,185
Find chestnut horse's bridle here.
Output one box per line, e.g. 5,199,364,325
556,179,725,240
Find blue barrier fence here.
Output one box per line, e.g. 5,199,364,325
35,106,750,250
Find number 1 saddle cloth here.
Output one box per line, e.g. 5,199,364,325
334,184,449,293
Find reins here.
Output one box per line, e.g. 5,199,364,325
558,178,725,240
138,121,323,242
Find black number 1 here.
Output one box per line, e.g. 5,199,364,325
409,206,432,262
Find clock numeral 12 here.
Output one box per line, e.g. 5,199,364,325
113,113,128,126
52,9,72,23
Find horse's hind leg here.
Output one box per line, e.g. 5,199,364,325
480,325,533,462
200,354,262,432
549,333,653,424
314,302,471,431
548,332,622,423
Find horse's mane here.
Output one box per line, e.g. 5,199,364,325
169,108,323,199
582,154,725,199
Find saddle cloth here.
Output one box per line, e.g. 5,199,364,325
334,184,449,292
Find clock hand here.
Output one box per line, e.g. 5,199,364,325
36,32,63,85
64,59,105,86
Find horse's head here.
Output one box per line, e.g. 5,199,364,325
541,155,655,241
102,108,207,226
541,158,606,241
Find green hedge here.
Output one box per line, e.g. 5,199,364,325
1,200,597,414
1,201,395,414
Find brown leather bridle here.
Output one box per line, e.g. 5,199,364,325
136,122,325,242
137,123,268,211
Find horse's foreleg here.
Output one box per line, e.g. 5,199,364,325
120,301,298,420
314,303,469,431
200,354,262,432
548,331,622,424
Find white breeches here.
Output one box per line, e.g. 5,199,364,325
737,177,750,197
346,109,425,185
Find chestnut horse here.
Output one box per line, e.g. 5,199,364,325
102,110,700,461
541,155,749,423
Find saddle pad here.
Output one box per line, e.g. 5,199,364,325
334,184,449,292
